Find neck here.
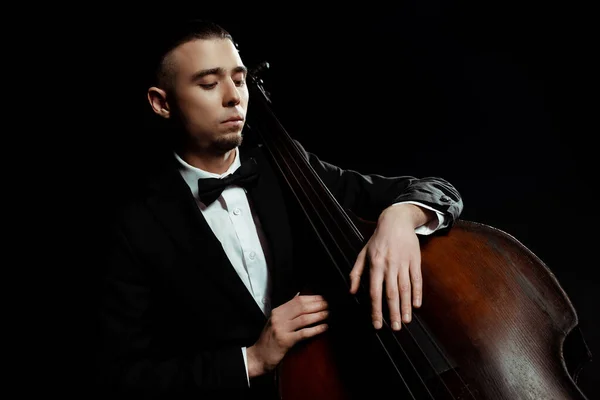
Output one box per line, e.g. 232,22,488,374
178,148,237,175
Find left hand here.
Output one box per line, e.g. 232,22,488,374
349,203,432,331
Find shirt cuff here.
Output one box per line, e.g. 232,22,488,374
242,347,250,386
390,201,447,235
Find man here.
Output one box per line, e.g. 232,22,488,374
95,19,463,399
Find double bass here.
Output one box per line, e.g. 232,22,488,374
244,62,592,399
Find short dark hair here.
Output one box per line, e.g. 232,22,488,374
152,19,234,90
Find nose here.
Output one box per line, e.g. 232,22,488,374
223,79,241,107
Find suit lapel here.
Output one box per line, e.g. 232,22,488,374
144,162,267,326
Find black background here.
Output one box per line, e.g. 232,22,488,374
41,2,598,398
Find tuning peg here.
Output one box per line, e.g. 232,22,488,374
250,61,270,78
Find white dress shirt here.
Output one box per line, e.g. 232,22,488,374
175,148,447,384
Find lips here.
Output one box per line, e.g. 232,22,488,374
222,115,244,123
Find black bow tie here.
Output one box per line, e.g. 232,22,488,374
197,158,259,205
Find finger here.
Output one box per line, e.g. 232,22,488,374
410,255,423,308
398,263,412,323
294,294,326,303
349,245,367,294
289,294,326,309
369,256,384,329
291,295,328,317
291,323,329,344
290,309,329,331
385,270,402,331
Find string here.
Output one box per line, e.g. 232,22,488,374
246,71,477,399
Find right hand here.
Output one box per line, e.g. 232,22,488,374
246,294,329,378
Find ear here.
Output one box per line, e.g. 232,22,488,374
147,87,171,119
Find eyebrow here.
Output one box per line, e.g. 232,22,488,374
191,66,248,82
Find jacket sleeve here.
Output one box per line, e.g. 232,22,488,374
294,140,464,226
94,223,249,399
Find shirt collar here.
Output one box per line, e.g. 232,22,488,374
174,148,241,198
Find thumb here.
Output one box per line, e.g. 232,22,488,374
349,245,367,294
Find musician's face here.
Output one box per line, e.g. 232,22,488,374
149,38,249,154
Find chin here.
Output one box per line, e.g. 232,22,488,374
213,131,243,153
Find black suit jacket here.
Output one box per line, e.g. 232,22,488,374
93,140,463,399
